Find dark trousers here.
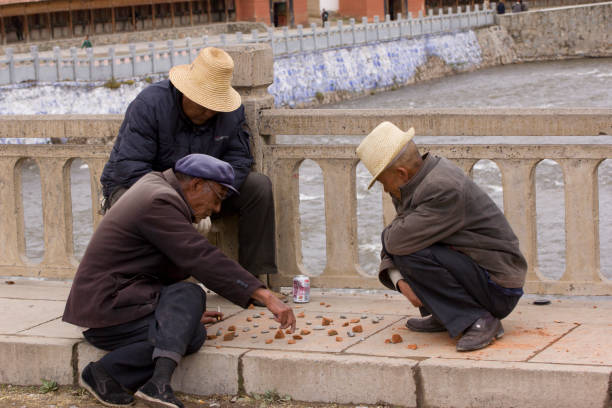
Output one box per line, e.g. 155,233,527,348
387,244,521,338
82,282,207,391
221,171,277,277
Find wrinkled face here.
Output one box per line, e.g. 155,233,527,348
183,179,228,222
376,166,409,200
182,95,219,125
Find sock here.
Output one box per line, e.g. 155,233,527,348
150,357,178,386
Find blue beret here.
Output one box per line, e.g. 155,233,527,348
174,154,239,195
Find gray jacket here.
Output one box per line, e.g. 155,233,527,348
379,154,527,289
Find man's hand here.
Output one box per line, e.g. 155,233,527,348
201,310,223,324
251,288,296,332
397,280,423,307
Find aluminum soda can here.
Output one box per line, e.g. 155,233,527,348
292,275,310,303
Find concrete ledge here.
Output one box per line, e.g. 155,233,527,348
242,350,418,407
0,335,77,385
78,343,245,396
419,358,612,408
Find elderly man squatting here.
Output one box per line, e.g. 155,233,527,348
100,47,280,294
63,154,296,408
357,122,527,351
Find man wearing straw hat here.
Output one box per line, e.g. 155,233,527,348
100,47,281,295
356,122,527,352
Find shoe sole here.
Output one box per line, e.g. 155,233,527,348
134,390,182,408
79,374,134,407
456,326,505,352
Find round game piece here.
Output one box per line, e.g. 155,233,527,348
534,299,551,305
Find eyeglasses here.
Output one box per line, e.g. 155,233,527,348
206,181,228,202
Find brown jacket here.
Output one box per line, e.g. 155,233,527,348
63,169,264,328
379,154,527,289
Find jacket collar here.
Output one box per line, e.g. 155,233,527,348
161,168,196,222
394,153,439,207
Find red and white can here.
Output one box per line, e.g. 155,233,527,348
292,275,310,303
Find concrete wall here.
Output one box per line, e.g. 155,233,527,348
496,2,612,60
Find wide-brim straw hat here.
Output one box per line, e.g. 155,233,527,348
356,121,415,189
169,47,241,113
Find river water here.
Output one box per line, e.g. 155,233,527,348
8,58,612,281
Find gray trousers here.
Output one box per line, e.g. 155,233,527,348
105,171,278,278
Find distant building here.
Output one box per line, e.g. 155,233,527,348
338,0,425,21
0,0,308,44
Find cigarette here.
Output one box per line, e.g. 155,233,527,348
217,306,221,321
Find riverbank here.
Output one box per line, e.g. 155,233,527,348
272,3,611,108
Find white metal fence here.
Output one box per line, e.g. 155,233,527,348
0,5,495,85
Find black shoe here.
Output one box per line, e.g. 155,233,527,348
405,315,447,332
135,380,184,408
79,362,134,407
456,313,504,352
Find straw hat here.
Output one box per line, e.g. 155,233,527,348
356,121,415,189
169,47,241,113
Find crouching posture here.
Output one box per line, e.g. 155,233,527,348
63,154,295,407
357,122,527,352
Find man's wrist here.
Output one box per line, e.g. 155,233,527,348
250,288,272,306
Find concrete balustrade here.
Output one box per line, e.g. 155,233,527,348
1,108,611,296
0,6,495,85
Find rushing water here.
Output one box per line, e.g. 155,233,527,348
8,58,612,282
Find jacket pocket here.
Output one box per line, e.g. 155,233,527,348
112,274,162,309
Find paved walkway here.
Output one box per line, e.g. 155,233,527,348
1,278,611,407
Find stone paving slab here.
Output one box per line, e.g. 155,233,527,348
0,279,72,301
204,309,404,353
0,298,65,334
345,318,577,362
530,324,612,366
19,317,84,339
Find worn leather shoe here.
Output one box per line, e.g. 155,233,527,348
135,380,184,408
79,362,134,407
405,315,446,332
456,313,504,352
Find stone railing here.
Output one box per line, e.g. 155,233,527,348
0,6,495,85
259,109,612,296
1,108,611,297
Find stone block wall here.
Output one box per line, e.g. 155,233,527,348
496,3,612,60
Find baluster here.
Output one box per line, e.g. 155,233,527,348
87,47,94,80
84,157,108,229
109,47,116,79
37,157,76,273
497,159,538,283
70,47,78,80
53,46,61,81
297,25,303,52
0,157,23,267
350,18,356,45
149,42,156,73
559,159,601,283
6,48,15,84
337,20,343,46
310,23,317,51
31,46,40,82
129,44,136,76
186,37,193,62
167,40,174,67
267,157,304,285
361,17,368,43
317,158,365,286
251,29,259,43
282,26,289,54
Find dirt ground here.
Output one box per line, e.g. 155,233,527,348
0,384,374,408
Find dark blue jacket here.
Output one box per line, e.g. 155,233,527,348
100,79,253,198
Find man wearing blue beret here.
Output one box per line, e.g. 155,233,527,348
99,47,281,297
63,154,296,408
